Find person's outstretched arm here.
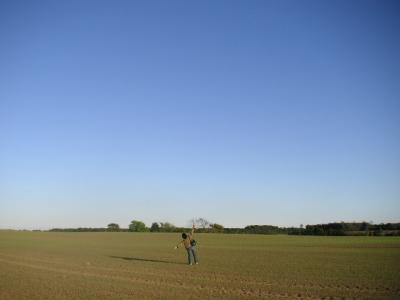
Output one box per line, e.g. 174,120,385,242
174,240,184,249
190,224,195,238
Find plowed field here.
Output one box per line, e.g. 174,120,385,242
0,231,399,299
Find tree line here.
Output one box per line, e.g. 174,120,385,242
225,222,400,236
49,220,400,236
292,222,400,236
49,218,224,233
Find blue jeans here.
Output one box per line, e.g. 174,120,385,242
186,246,198,264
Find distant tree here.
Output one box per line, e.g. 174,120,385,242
107,223,120,232
210,223,224,233
159,222,175,232
360,222,369,231
193,218,211,229
150,222,160,232
244,225,282,234
129,220,147,232
299,224,304,235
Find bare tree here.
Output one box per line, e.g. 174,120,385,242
192,218,211,229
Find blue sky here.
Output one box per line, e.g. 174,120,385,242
1,0,399,229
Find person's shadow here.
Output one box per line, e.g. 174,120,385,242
108,255,186,265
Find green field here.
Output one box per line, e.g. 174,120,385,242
0,231,399,299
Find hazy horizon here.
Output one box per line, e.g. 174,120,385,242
2,219,399,232
1,1,399,230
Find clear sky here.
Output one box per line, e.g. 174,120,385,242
1,0,399,229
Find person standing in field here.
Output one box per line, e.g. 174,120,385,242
174,224,199,265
